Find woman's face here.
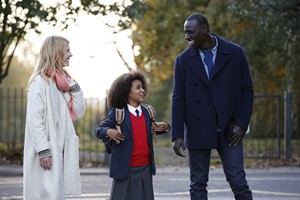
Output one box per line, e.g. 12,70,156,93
128,79,146,107
63,46,73,66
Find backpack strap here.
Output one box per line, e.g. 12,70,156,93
114,105,159,143
143,104,158,143
115,108,125,133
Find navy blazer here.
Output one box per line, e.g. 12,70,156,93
171,34,254,149
95,106,156,180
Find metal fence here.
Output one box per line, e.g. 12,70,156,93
0,87,299,164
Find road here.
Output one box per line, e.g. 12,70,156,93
1,165,300,200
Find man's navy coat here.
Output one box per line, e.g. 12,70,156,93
171,34,254,149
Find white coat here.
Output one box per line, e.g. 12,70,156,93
23,75,85,200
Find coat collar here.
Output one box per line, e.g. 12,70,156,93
184,34,231,86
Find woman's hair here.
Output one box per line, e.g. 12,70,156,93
107,71,148,109
27,35,69,88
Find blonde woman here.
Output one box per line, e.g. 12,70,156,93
23,35,85,200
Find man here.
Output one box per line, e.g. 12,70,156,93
171,13,254,200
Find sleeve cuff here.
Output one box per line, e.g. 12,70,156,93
69,81,81,93
38,149,51,159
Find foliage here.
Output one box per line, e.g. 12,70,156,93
0,0,147,83
223,0,300,143
226,0,300,93
128,0,299,134
1,0,54,83
1,56,33,87
130,0,211,119
0,143,23,164
132,0,209,79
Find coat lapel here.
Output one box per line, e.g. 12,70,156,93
186,47,210,87
210,34,231,80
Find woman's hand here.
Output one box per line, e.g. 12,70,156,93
40,156,52,170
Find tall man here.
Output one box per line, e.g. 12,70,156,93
171,13,254,200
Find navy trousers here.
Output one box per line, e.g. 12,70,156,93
188,143,253,200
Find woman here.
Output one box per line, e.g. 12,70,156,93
23,35,85,200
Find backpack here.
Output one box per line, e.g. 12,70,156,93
104,104,158,154
115,104,158,143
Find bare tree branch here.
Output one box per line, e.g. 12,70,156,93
113,40,133,72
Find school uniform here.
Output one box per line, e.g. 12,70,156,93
95,105,160,200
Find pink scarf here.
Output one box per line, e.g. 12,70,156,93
46,69,77,119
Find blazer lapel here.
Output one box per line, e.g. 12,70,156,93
141,106,152,137
124,108,133,139
186,47,210,87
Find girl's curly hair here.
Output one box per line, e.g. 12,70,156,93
107,71,148,109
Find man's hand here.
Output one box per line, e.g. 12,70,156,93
172,138,186,157
229,125,245,146
106,129,125,144
40,156,52,170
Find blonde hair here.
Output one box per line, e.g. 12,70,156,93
27,35,70,88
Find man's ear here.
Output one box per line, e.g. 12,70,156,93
202,24,209,33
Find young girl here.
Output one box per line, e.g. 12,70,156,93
95,71,170,200
23,35,85,199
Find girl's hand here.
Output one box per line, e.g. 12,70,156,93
40,156,52,170
106,129,125,144
154,122,170,132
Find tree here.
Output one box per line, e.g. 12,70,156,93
224,0,300,137
0,0,146,83
1,55,33,88
226,0,300,93
128,0,211,120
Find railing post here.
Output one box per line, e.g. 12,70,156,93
0,88,2,143
284,91,292,160
277,96,281,159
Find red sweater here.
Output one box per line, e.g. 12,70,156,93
129,112,151,166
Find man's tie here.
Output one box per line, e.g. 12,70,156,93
203,50,213,77
135,109,140,117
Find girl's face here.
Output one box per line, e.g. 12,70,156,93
63,46,73,66
128,79,146,107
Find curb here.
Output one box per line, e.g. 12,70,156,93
1,164,299,177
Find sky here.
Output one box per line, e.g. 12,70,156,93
21,12,136,99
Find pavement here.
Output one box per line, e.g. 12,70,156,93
1,164,300,200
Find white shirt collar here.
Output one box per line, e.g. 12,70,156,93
127,104,142,116
199,35,218,56
198,35,218,79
